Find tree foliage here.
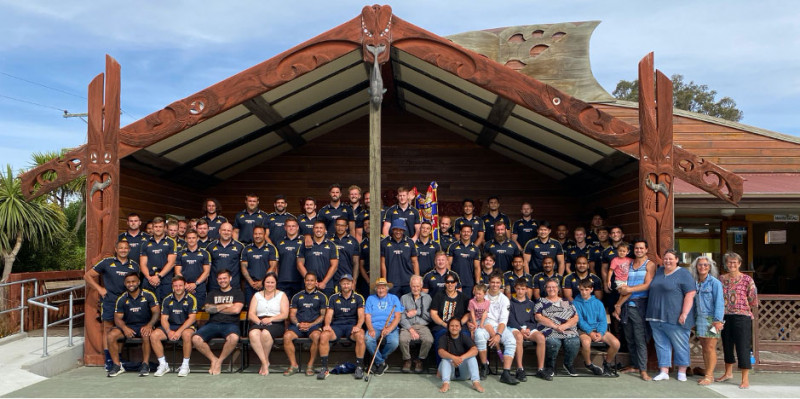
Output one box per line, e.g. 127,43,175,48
612,74,743,122
29,150,86,234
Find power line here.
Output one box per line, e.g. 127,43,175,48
0,93,67,112
1,71,86,99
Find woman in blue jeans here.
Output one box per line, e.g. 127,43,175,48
437,318,484,393
690,255,724,385
646,249,697,382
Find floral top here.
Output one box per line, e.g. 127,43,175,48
720,273,758,319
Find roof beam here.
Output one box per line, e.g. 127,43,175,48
476,97,515,147
243,96,306,149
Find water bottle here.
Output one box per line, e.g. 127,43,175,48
750,351,756,366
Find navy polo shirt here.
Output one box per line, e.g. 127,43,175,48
118,231,150,264
318,203,354,237
353,205,366,229
208,239,245,289
266,212,294,246
381,237,418,287
332,234,359,282
532,272,563,293
481,212,510,243
562,272,603,296
202,214,227,240
241,242,279,282
291,289,327,323
232,209,268,244
142,236,178,280
453,216,484,243
447,241,480,288
173,237,186,253
504,271,534,290
523,238,564,275
92,257,138,297
276,235,303,283
439,233,456,255
483,238,520,273
414,238,441,276
161,293,198,329
175,247,211,284
383,204,421,238
566,244,596,268
328,291,364,326
360,238,371,278
298,214,317,236
298,239,339,282
511,218,538,248
115,290,158,326
197,238,213,250
586,230,600,247
423,269,461,299
480,270,502,285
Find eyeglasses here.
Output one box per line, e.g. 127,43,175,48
445,280,456,284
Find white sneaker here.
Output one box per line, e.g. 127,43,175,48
653,372,670,381
154,363,170,377
677,372,687,382
177,365,190,377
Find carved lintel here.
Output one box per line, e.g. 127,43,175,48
361,5,392,64
674,147,743,205
19,146,87,200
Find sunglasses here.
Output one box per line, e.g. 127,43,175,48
445,280,456,284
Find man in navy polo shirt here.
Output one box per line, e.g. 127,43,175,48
195,219,213,249
178,220,188,241
297,220,339,297
454,199,485,248
85,240,138,371
357,218,373,298
283,273,327,376
562,255,603,302
241,225,279,305
174,230,211,306
106,272,159,377
566,227,597,275
276,217,304,299
317,274,366,379
298,196,318,238
166,220,186,253
266,195,294,246
118,213,149,265
504,255,533,298
140,217,178,301
423,252,461,299
201,198,227,241
382,186,421,240
438,216,457,253
207,222,245,293
348,185,365,242
481,196,510,243
192,269,244,375
511,202,538,251
585,210,607,247
332,218,360,289
484,221,520,273
151,276,198,377
415,221,440,276
318,184,355,238
232,193,268,245
523,221,565,276
532,256,562,300
555,223,576,251
381,220,419,297
448,225,481,298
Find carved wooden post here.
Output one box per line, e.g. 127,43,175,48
84,55,121,365
638,53,674,264
362,5,391,292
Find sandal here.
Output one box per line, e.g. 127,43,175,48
283,365,299,376
305,367,316,376
698,377,713,386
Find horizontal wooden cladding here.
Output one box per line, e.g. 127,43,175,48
119,167,202,230
583,170,641,235
210,108,593,228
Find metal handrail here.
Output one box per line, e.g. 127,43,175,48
27,282,86,357
0,278,39,334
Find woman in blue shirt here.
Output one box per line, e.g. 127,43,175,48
646,249,696,382
690,255,724,385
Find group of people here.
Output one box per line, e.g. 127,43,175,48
85,185,758,391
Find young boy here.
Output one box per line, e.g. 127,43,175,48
573,278,620,377
606,242,632,320
468,284,489,338
507,278,548,381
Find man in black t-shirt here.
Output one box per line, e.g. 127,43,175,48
191,269,244,375
106,272,159,377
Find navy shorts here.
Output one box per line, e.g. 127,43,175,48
328,323,357,341
287,323,322,339
159,325,196,339
114,324,144,338
194,322,240,342
101,295,118,322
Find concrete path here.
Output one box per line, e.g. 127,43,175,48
0,333,84,397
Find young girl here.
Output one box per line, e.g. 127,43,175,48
467,284,489,338
608,242,633,320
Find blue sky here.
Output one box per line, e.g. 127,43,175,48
2,0,798,174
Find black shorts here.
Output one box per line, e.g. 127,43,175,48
249,322,285,338
101,295,118,322
159,325,196,339
328,323,357,341
114,324,144,338
287,323,321,339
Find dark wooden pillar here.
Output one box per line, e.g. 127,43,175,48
637,53,674,264
84,56,122,365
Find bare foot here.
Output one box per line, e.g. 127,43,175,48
472,381,485,393
439,382,450,393
640,371,652,381
207,357,219,375
698,377,713,386
715,374,733,382
739,380,750,389
211,359,222,375
612,305,621,321
260,364,270,376
619,366,638,374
